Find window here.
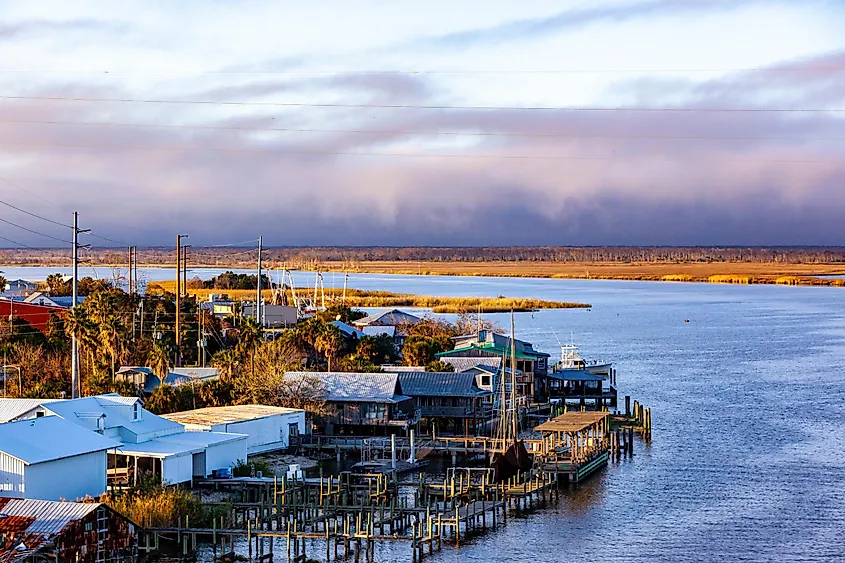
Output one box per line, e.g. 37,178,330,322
133,403,140,421
480,375,491,387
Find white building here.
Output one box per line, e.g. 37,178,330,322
4,394,248,486
0,416,120,500
163,405,306,454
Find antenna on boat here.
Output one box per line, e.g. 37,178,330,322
551,328,563,347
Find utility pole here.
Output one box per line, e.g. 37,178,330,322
182,245,189,297
257,236,263,329
71,212,89,399
175,234,188,367
127,246,135,298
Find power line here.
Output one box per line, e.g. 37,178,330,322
0,216,70,245
0,139,842,164
0,176,71,228
0,172,65,209
2,94,843,113
3,117,845,142
0,234,43,250
0,67,843,75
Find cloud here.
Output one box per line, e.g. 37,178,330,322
414,0,775,49
0,19,126,41
0,47,844,247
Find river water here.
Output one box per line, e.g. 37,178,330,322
6,267,845,560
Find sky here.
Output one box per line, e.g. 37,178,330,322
1,0,845,247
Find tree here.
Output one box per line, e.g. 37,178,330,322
0,274,7,293
402,335,451,367
313,324,344,372
45,273,72,296
426,360,454,372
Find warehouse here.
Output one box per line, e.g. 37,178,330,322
163,405,306,454
7,394,248,486
0,416,120,501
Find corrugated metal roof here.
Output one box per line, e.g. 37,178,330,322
332,321,365,339
285,372,410,403
396,372,491,398
0,498,100,535
441,357,502,374
354,309,421,327
0,399,50,423
42,395,183,442
162,405,303,427
362,325,396,338
0,416,121,464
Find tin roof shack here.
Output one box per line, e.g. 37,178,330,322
10,395,247,487
436,330,550,400
115,367,220,395
0,498,137,563
353,309,422,349
0,417,120,501
286,372,417,436
394,372,492,436
163,405,306,454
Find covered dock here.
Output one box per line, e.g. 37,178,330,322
534,411,610,482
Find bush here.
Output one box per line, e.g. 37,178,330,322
231,459,275,477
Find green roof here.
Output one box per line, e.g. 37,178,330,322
436,343,544,361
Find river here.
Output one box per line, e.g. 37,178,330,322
6,266,845,560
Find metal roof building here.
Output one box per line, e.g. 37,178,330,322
0,498,137,563
0,399,54,424
395,371,491,398
6,394,247,486
163,405,306,454
353,309,421,328
285,372,411,403
0,416,119,501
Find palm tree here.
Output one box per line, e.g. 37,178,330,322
147,344,171,381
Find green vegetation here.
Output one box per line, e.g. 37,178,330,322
231,459,275,477
101,479,230,528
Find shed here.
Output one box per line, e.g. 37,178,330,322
0,417,120,501
163,405,306,454
0,498,137,563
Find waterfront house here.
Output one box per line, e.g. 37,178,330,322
393,371,492,436
285,372,416,435
435,330,550,400
4,394,247,486
22,291,85,309
0,416,120,501
163,405,306,454
115,366,220,394
2,279,37,299
353,309,421,349
0,498,137,563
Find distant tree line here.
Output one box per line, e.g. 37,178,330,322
6,246,845,268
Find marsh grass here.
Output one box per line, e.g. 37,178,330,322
148,281,590,311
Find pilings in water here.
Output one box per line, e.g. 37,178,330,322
143,467,564,563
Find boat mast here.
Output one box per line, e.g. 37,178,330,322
510,310,518,445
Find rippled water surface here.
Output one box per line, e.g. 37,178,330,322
11,267,845,560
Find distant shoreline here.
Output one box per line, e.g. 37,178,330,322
2,258,845,287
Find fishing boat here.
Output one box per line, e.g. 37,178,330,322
546,342,617,409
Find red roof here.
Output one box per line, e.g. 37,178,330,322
0,301,66,333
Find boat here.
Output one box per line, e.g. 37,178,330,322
547,342,617,409
491,311,534,483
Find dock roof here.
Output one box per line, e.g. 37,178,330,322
163,405,303,427
534,411,608,434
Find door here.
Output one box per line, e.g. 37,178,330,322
192,452,207,477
